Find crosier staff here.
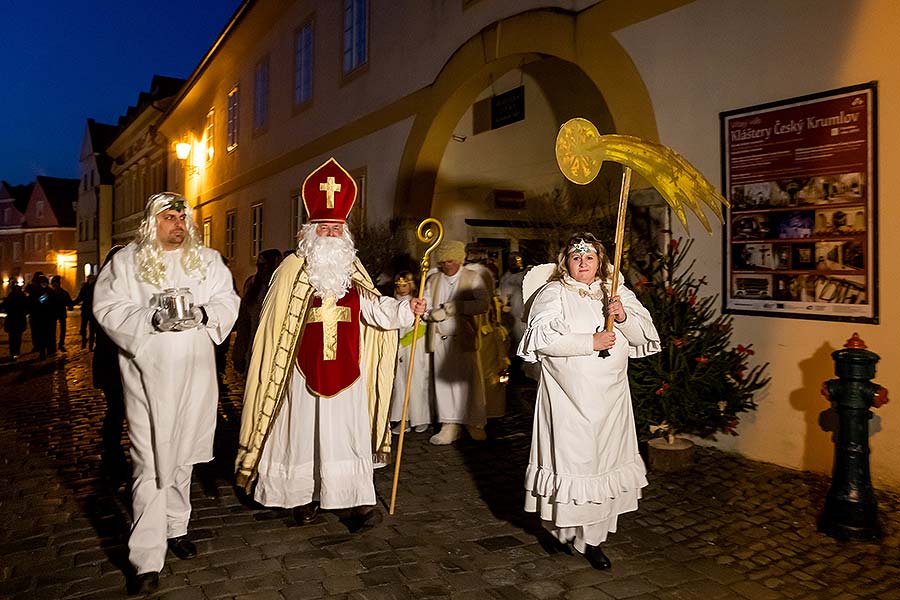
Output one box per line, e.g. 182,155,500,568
389,217,443,515
555,118,729,357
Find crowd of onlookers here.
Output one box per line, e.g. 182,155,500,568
1,271,97,361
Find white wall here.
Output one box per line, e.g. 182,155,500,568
615,0,900,488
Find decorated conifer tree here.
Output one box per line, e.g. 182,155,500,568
628,237,770,443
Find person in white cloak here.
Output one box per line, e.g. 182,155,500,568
423,240,490,445
235,158,426,531
518,232,660,570
93,192,240,595
389,271,433,434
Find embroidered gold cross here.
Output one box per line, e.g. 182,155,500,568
308,294,351,360
319,177,341,209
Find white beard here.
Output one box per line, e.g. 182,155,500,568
299,225,356,298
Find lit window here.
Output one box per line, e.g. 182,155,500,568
225,210,236,260
251,203,264,258
342,0,368,75
227,86,239,152
254,58,269,131
205,109,215,162
203,217,212,247
294,21,314,106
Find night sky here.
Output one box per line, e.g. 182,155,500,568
0,0,244,186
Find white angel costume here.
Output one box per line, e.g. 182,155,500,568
518,272,660,553
389,293,433,430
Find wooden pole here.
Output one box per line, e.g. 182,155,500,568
604,167,632,331
389,218,442,515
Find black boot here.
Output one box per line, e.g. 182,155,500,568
167,536,197,560
346,506,383,533
584,544,611,570
127,571,159,595
293,502,320,525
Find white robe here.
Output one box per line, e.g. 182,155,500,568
389,293,433,428
518,278,660,553
424,267,489,426
253,293,413,510
93,243,240,573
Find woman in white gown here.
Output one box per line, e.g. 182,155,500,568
518,233,660,570
389,271,433,434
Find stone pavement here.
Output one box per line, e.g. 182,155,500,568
1,318,899,599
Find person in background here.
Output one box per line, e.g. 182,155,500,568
74,274,97,350
423,240,490,445
50,275,74,352
1,284,28,362
93,192,240,595
231,249,283,374
388,271,433,435
517,232,659,570
93,246,128,485
28,275,57,359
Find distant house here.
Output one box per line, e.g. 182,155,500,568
0,181,32,291
21,176,78,292
77,118,117,285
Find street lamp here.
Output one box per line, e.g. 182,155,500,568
175,141,198,175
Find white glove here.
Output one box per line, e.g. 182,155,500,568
428,307,448,322
442,302,458,317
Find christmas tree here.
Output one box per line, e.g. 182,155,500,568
628,237,770,443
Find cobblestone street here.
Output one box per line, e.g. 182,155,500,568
1,317,898,599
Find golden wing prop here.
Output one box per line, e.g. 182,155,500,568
555,117,728,233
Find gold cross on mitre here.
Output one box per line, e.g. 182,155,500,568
308,294,351,360
319,176,341,209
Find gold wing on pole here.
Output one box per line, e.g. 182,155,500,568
555,117,728,233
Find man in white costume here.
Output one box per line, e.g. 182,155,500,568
235,158,426,531
93,192,240,595
518,233,659,570
423,240,490,445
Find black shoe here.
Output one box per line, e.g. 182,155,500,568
347,506,383,533
584,544,611,570
167,536,197,560
293,502,320,525
127,571,159,595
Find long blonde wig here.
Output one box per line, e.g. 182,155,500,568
134,192,206,288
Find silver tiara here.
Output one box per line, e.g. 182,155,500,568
568,239,594,255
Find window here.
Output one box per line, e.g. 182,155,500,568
254,58,269,131
205,109,215,162
349,167,367,239
251,203,263,258
36,200,45,219
289,187,306,242
45,233,52,248
294,21,314,107
225,210,236,260
343,0,368,75
203,217,212,247
12,241,21,260
227,86,239,152
342,0,368,75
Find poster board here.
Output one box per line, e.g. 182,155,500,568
720,83,878,323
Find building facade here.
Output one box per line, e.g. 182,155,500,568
112,0,898,489
76,119,117,286
20,177,78,292
0,181,31,291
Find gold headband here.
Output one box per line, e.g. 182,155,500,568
394,275,413,286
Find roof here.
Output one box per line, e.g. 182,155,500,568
0,181,35,213
86,119,118,185
35,176,78,227
116,74,187,130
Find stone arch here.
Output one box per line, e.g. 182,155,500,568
393,7,660,220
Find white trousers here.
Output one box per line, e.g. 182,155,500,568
127,438,193,574
431,335,486,426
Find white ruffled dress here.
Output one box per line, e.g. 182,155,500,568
517,275,660,553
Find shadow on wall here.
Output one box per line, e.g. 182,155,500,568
790,340,883,475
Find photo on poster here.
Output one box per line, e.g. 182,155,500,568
815,240,864,271
732,274,772,300
791,243,817,270
773,244,792,270
730,182,774,210
733,243,775,270
811,173,864,205
814,207,866,236
814,275,866,304
773,211,814,239
731,213,771,240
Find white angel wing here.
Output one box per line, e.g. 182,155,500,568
522,263,556,307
